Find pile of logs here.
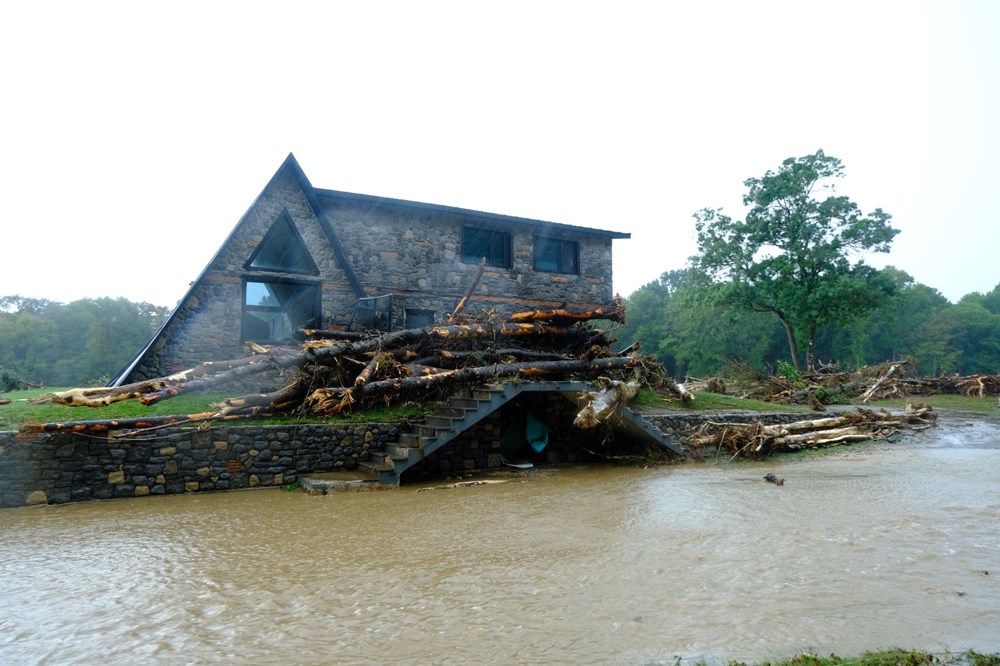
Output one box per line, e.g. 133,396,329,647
684,403,937,460
25,297,685,435
688,359,1000,407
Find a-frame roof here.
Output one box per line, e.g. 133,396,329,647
110,153,630,386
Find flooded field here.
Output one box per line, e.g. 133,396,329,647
1,414,998,664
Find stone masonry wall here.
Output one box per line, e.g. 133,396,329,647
127,166,620,383
642,412,825,453
404,393,610,480
0,407,811,508
321,195,617,324
0,422,403,509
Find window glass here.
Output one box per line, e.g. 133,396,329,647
405,308,435,329
461,225,511,267
533,236,579,274
246,213,319,275
243,280,319,342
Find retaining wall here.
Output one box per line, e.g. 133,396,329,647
0,410,819,508
0,423,403,509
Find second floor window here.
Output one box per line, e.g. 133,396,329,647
533,236,579,274
461,225,511,267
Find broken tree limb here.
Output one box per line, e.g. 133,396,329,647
354,352,383,388
506,295,626,326
573,378,639,428
860,362,902,403
448,257,486,323
32,385,160,407
139,351,304,405
684,407,936,459
209,381,306,416
410,348,574,368
306,356,639,415
20,412,219,434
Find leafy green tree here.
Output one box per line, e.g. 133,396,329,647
0,296,170,386
666,282,785,378
619,270,688,373
950,298,1000,374
619,270,786,378
981,282,1000,315
692,150,899,372
817,267,955,372
910,311,962,376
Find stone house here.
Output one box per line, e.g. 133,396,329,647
112,154,629,385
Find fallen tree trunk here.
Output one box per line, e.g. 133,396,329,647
507,297,625,326
860,362,902,403
573,379,639,428
23,300,648,436
684,406,936,459
306,356,638,415
21,412,219,434
447,257,486,323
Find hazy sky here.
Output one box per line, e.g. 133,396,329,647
2,1,997,308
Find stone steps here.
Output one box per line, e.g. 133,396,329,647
356,386,512,485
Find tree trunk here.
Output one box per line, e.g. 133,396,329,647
778,314,802,372
805,325,817,373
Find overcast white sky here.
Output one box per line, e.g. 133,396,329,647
1,1,997,308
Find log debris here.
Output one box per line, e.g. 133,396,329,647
684,405,937,460
24,299,652,436
573,378,639,428
689,359,1000,408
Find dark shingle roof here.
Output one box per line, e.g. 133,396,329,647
314,188,631,240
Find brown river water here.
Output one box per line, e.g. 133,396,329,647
1,414,999,665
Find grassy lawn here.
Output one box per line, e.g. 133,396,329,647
631,388,812,413
3,385,995,431
728,649,1000,666
0,387,426,431
865,393,999,415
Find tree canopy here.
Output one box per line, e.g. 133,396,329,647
692,150,899,371
618,265,1000,380
0,296,170,389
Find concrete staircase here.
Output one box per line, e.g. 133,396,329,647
356,380,685,486
357,382,517,485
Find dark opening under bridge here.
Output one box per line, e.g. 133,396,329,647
301,380,685,491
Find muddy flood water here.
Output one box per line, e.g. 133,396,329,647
2,413,999,664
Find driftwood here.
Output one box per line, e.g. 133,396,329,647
859,362,902,403
507,295,625,326
447,257,486,323
699,358,1000,408
307,357,638,415
684,405,937,460
25,299,653,435
573,378,639,428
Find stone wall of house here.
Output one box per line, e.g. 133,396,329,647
322,195,617,326
126,165,619,382
129,167,345,380
0,422,403,509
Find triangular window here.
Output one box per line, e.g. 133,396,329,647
246,212,319,275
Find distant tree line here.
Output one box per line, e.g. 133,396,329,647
0,296,170,390
617,267,1000,379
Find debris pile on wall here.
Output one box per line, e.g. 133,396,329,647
23,297,685,437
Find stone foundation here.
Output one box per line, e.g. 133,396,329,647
0,423,402,508
0,410,819,508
